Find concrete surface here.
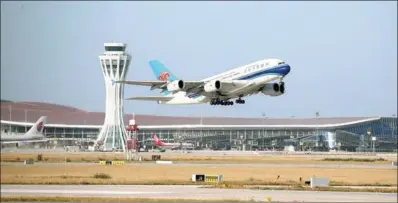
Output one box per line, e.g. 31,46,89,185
1,184,397,202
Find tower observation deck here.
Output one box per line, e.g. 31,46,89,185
96,43,131,152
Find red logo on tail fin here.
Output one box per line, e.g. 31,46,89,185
36,122,43,132
158,72,170,81
152,134,164,146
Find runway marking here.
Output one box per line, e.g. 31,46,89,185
1,189,174,195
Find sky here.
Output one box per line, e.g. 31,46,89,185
1,1,397,118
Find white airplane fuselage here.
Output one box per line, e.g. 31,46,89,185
0,134,44,141
0,116,48,146
157,58,290,105
156,143,193,150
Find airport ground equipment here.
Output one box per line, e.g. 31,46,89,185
310,177,329,188
111,161,125,165
99,160,125,165
99,160,112,165
191,174,223,183
192,174,205,182
152,155,161,161
96,42,132,152
24,159,34,165
205,174,224,183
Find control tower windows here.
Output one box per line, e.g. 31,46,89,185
105,46,125,52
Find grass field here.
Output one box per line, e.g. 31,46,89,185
1,164,396,186
1,153,395,165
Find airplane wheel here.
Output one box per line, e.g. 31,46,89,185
236,99,244,104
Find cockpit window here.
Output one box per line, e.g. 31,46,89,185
278,61,285,65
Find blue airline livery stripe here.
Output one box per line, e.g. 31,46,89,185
177,64,290,99
237,64,290,80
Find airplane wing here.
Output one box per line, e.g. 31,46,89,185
117,80,166,87
118,79,257,98
125,96,174,101
116,80,204,92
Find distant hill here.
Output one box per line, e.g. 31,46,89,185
1,99,12,103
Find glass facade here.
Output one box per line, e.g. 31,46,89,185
1,117,397,152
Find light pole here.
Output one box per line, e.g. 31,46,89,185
315,111,320,149
367,130,372,152
392,114,396,141
8,105,12,133
200,116,203,147
240,135,244,151
262,113,266,150
24,109,28,132
82,120,86,146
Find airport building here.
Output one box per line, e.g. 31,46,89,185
1,101,397,152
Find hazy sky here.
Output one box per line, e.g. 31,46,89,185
1,1,397,118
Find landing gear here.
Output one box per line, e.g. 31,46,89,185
235,98,245,104
210,99,234,106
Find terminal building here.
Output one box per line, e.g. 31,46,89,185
1,101,397,152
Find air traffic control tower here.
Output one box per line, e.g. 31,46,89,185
96,43,131,152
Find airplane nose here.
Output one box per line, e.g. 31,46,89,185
281,64,291,76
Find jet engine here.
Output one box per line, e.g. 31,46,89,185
204,80,222,92
261,82,285,96
167,80,185,92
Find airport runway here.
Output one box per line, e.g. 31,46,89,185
1,184,397,202
1,161,395,169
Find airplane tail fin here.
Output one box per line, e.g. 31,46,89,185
148,60,178,95
26,116,47,136
152,133,164,146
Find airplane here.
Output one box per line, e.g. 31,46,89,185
115,58,291,106
1,116,48,147
152,134,194,150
